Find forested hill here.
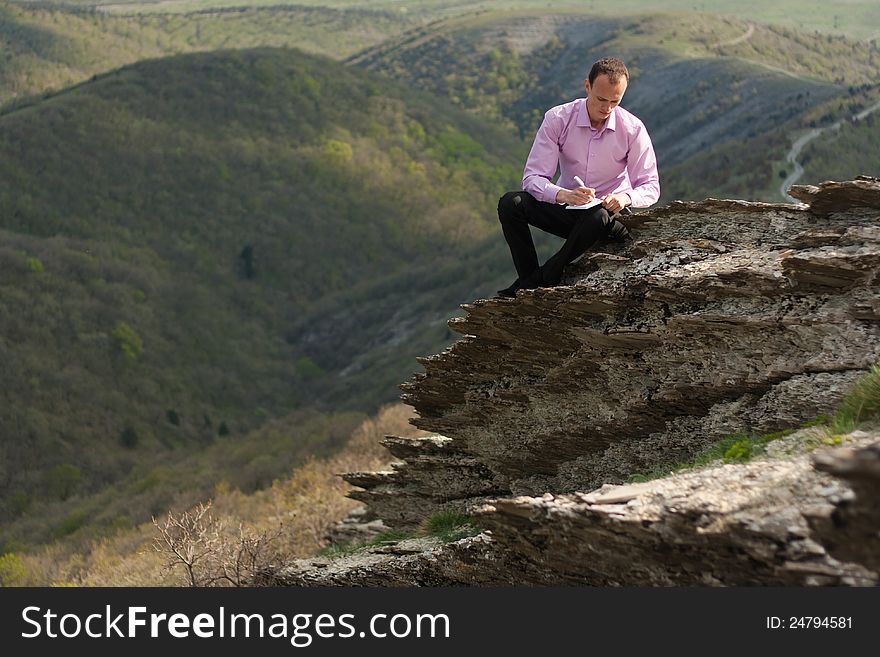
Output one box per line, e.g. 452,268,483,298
0,46,523,547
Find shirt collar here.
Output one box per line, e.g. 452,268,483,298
578,98,617,133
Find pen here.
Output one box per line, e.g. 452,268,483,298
573,176,597,204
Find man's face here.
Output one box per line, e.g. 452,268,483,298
584,74,628,126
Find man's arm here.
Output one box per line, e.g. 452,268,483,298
522,110,566,204
522,110,595,205
623,122,660,208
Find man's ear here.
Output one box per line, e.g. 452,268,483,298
584,79,591,95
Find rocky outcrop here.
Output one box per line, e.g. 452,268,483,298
342,434,506,527
270,178,880,586
811,438,880,573
267,430,879,586
788,175,880,216
472,432,877,586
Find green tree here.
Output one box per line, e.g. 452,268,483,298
0,553,27,587
112,322,143,362
239,244,255,279
25,256,44,273
120,426,139,448
46,464,82,501
295,356,324,381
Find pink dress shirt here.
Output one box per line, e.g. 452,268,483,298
522,98,660,207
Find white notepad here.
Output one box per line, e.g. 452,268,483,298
565,198,603,210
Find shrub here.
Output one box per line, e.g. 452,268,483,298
25,256,44,273
321,138,353,164
0,553,28,586
6,491,31,517
152,502,282,586
53,511,89,539
46,463,82,501
112,322,143,362
120,426,139,448
239,244,255,279
294,356,323,381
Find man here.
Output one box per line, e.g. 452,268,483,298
496,57,660,298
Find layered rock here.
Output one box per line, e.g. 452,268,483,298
272,178,880,586
473,433,878,586
267,430,879,586
811,438,880,573
342,434,507,527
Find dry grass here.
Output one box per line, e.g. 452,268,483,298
14,403,426,586
266,402,427,558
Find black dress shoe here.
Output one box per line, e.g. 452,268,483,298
496,279,520,298
608,218,632,241
518,267,544,290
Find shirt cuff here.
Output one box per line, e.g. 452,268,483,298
627,189,651,208
543,183,564,204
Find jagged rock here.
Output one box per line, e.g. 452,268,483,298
473,435,878,586
283,180,880,587
788,176,880,215
260,537,445,587
323,506,389,546
810,435,880,572
268,433,879,586
263,533,535,587
339,434,507,527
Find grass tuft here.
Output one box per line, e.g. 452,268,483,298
320,529,416,559
831,365,880,433
629,428,796,483
419,511,481,542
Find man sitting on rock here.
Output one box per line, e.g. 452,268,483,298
496,57,660,298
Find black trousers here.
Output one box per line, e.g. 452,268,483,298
497,190,629,287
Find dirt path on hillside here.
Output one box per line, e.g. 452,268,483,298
781,99,880,201
714,23,755,48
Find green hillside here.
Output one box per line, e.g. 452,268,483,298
15,1,880,41
350,10,879,201
0,46,523,548
0,2,412,103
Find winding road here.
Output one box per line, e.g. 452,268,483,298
711,22,880,202
713,23,755,48
780,99,880,202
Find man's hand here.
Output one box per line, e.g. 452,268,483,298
601,193,631,213
556,186,595,205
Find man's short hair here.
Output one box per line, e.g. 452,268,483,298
588,57,629,85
